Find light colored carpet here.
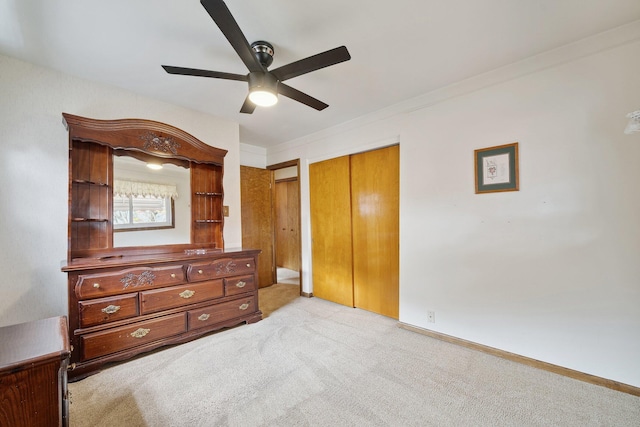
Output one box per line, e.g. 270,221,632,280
69,291,640,426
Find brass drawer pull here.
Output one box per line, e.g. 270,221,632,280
239,303,249,311
179,290,195,299
198,313,210,321
198,269,203,274
246,263,251,268
101,305,120,314
130,328,150,338
93,283,100,289
235,281,247,288
171,273,176,278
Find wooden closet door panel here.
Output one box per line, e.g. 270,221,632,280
310,156,354,307
286,180,301,271
275,180,301,271
240,166,275,288
351,145,399,319
275,181,289,268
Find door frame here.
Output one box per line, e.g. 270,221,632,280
267,159,302,293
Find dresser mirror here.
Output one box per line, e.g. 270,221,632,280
112,154,191,248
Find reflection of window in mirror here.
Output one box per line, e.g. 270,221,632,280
113,155,191,247
114,190,175,231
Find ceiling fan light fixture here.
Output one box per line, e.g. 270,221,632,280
249,89,278,107
161,1,351,113
248,72,278,107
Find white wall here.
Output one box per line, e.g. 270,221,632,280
239,143,267,169
274,166,298,181
400,39,640,387
262,29,640,387
0,54,241,327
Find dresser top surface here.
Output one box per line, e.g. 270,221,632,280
61,247,261,272
0,316,70,373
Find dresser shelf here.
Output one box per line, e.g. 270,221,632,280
72,179,109,186
194,192,223,196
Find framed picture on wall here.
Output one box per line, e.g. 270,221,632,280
474,142,519,194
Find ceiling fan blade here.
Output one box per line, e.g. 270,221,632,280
200,0,264,73
270,46,351,82
162,65,247,81
278,83,329,111
240,96,256,114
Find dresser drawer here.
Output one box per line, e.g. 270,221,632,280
224,275,256,296
76,265,185,299
140,280,224,315
80,313,186,360
188,296,257,331
78,293,139,328
187,257,255,282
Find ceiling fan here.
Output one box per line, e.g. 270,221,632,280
162,0,351,114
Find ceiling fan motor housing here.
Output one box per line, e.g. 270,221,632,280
248,71,278,92
251,41,274,67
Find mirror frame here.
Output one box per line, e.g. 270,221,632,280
63,113,227,260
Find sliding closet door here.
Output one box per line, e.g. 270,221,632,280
351,145,399,319
309,155,354,307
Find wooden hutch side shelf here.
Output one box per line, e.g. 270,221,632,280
61,114,262,380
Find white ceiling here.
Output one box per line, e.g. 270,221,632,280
2,1,640,148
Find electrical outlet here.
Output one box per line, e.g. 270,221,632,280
427,311,435,323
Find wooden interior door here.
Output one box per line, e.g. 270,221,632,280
240,166,274,288
351,145,399,319
309,156,354,307
275,179,300,271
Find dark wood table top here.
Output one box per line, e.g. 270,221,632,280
0,316,70,374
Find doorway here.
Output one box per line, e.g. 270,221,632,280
241,161,302,291
269,161,301,289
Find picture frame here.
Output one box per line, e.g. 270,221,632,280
474,142,519,194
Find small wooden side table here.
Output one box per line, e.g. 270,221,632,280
0,316,71,427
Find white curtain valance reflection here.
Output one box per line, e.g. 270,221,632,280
114,179,178,199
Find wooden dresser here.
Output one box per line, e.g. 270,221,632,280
62,249,261,379
60,114,262,379
0,316,70,426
